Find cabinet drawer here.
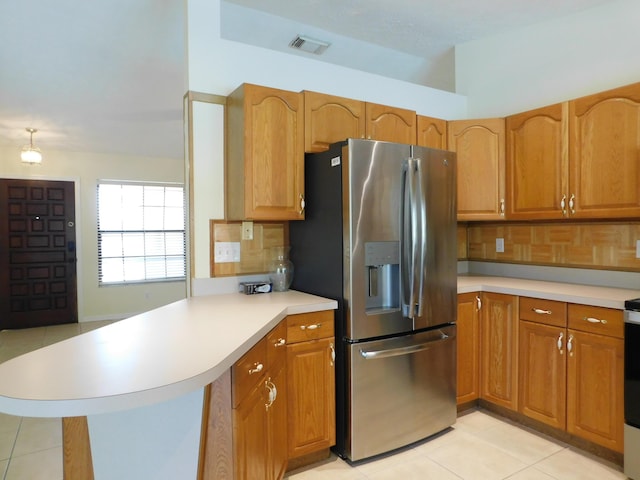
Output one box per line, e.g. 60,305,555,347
232,337,267,407
519,297,567,328
286,311,334,344
266,320,287,368
568,304,623,338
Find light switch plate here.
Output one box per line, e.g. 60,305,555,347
496,238,505,253
242,221,254,240
214,242,241,263
636,240,640,258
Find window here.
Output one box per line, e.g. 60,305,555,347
97,182,186,284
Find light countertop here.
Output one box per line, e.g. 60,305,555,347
0,291,336,418
458,275,640,309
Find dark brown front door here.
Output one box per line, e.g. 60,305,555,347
0,179,78,329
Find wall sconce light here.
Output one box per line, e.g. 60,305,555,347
21,128,43,164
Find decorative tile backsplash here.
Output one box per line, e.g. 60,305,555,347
460,222,640,272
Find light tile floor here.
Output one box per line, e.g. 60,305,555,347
0,322,629,480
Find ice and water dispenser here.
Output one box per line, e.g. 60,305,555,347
364,242,400,314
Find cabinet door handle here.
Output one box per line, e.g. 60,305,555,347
248,362,264,375
567,334,574,356
476,296,482,311
300,323,321,330
274,338,286,347
569,194,576,215
584,316,607,325
532,308,552,315
299,194,306,215
560,195,567,216
265,379,277,410
499,198,505,216
557,332,564,354
330,342,335,367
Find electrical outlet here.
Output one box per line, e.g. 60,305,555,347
496,238,505,253
214,242,241,263
636,240,640,259
242,221,254,240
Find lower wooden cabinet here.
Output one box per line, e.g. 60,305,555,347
457,293,481,405
480,292,519,411
286,311,336,460
518,297,624,453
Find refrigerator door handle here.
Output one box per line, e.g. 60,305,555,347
359,332,450,360
401,158,419,319
415,157,426,318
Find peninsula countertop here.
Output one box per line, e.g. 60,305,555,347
0,291,337,418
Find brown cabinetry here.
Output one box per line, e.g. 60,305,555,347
416,115,447,149
517,298,624,453
506,103,568,220
232,320,288,480
226,83,305,220
447,118,506,220
457,293,481,405
365,102,416,144
303,91,365,152
569,82,640,219
480,292,518,410
286,311,336,460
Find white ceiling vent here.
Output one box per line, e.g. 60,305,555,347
289,35,330,55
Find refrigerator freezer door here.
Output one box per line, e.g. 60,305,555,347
346,325,457,461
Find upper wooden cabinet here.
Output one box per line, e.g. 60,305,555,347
569,82,640,219
226,83,305,221
506,103,568,220
448,118,506,221
416,115,447,149
365,102,416,144
303,91,366,152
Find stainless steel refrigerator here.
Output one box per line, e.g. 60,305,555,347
290,138,457,462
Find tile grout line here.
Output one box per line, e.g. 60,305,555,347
3,417,23,480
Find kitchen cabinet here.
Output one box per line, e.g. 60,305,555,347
365,102,416,144
286,310,336,460
303,91,365,152
416,115,447,149
517,298,624,453
226,83,305,221
569,82,640,219
457,293,481,406
447,118,506,221
232,321,288,480
480,292,518,410
506,103,568,220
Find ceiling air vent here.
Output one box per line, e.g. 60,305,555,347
289,35,330,55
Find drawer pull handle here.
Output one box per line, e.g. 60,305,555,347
248,363,264,375
567,334,574,356
300,323,321,330
265,379,277,410
584,316,607,325
532,308,552,315
330,342,335,367
274,338,286,347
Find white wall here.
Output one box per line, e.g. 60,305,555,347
456,0,640,117
0,146,186,322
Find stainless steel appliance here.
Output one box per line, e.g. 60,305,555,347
290,139,457,462
625,298,640,479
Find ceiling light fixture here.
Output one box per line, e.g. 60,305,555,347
21,128,42,164
289,35,330,55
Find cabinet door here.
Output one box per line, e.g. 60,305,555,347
227,84,304,220
267,364,288,480
569,82,640,219
234,381,268,480
365,103,416,144
416,115,447,149
566,329,624,452
303,91,365,152
518,321,566,429
448,118,506,221
457,293,480,405
287,337,336,459
480,293,518,410
506,103,568,220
